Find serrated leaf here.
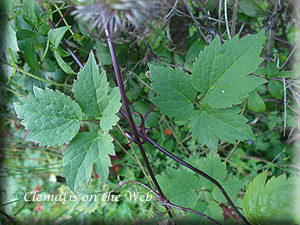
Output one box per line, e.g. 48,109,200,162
74,188,99,214
212,179,243,203
74,52,121,130
194,151,227,189
243,171,300,224
149,64,197,121
62,132,115,193
191,31,266,108
100,88,122,131
48,26,69,48
188,105,254,150
156,167,202,208
247,91,266,112
14,87,82,147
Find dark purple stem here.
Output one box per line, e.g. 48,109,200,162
103,25,172,219
119,107,248,224
164,202,221,225
145,135,249,225
144,104,155,121
39,3,84,70
107,181,221,225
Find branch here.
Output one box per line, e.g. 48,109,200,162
103,24,173,219
144,135,250,225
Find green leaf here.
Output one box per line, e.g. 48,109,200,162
24,39,39,69
243,171,300,224
212,179,243,203
247,91,266,112
277,63,300,79
74,188,99,214
191,31,266,108
239,0,263,17
0,0,13,15
188,105,254,150
0,22,19,56
24,69,45,92
48,26,70,48
62,132,115,193
265,61,279,78
268,80,284,99
185,38,205,63
22,0,40,27
0,173,19,216
16,29,35,41
100,88,122,131
187,201,223,225
150,64,197,121
96,41,112,65
156,167,202,208
14,87,82,147
73,52,121,131
193,151,227,189
54,47,76,74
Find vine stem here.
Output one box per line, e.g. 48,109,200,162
103,25,172,219
144,135,250,225
105,180,221,225
119,107,249,224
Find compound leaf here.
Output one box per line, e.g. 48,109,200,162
74,52,121,130
150,64,197,121
14,87,82,147
62,132,115,193
243,171,300,225
191,31,266,108
188,105,254,150
156,167,202,208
